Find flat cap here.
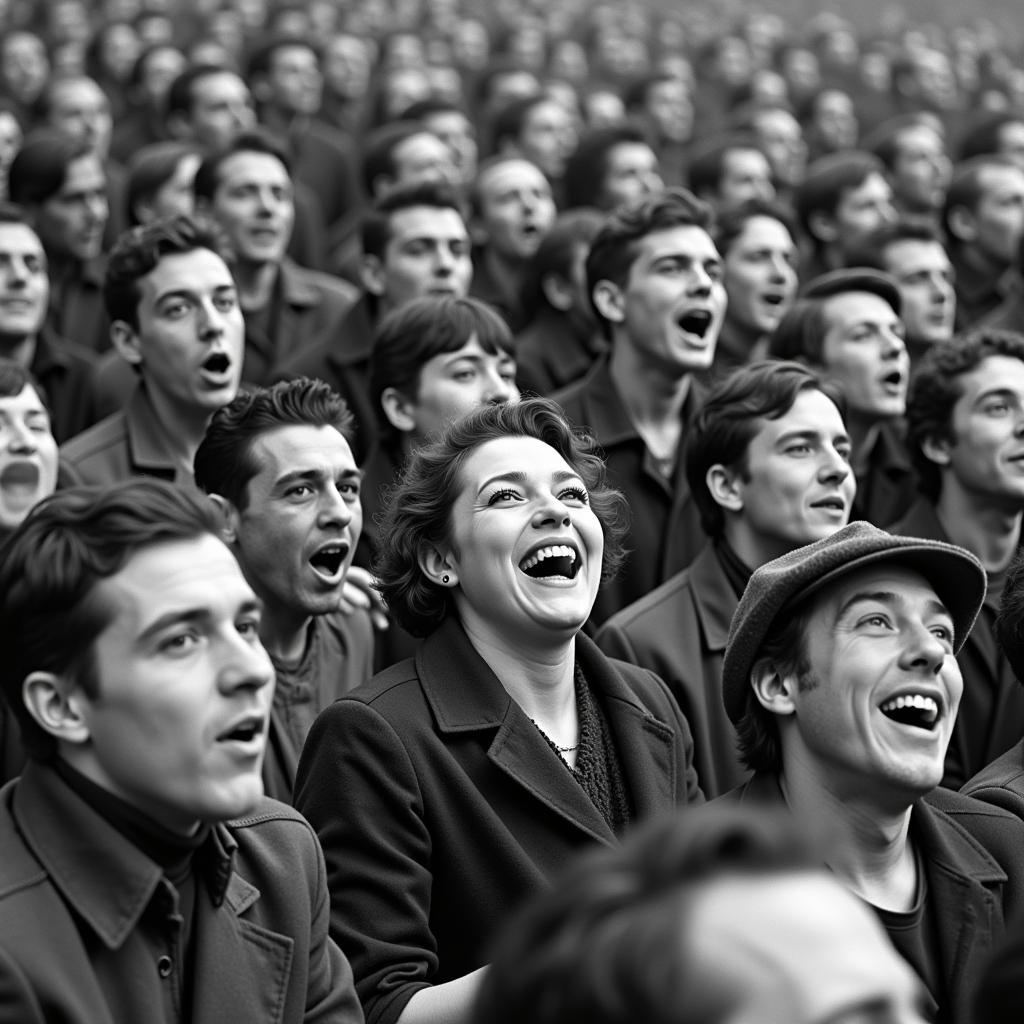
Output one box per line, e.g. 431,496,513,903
801,268,902,315
722,521,987,725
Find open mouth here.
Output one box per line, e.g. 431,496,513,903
677,309,713,338
310,542,349,578
216,715,265,743
878,694,940,731
202,352,231,374
882,369,904,387
761,293,786,307
0,462,40,489
519,544,581,580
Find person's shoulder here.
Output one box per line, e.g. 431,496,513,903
961,740,1024,819
922,785,1024,859
59,410,128,467
598,566,697,637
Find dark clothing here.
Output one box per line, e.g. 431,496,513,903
951,249,1016,332
283,119,363,231
595,542,749,798
46,255,110,354
262,610,374,805
60,385,198,492
294,617,703,1024
469,250,526,332
238,259,359,387
272,294,378,461
853,420,919,529
721,771,1024,1024
891,499,1024,788
0,760,363,1024
707,319,767,382
978,288,1024,334
962,739,1024,820
28,326,102,443
552,358,707,626
514,309,607,398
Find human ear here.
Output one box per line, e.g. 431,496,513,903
207,493,241,543
706,464,743,513
591,279,625,323
920,435,952,467
419,545,458,587
110,320,143,367
541,272,573,312
380,387,417,434
807,210,838,244
359,254,386,297
22,672,91,746
750,657,798,716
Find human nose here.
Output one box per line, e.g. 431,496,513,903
217,629,274,694
7,417,37,453
817,445,851,484
483,368,515,403
318,484,355,529
197,298,227,340
899,619,950,675
532,495,572,529
6,256,28,286
434,244,456,274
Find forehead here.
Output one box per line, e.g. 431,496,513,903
394,132,450,164
0,384,47,415
954,353,1024,403
0,222,43,253
633,224,718,264
195,72,249,104
732,215,794,248
51,76,106,107
217,149,290,186
387,204,467,243
883,238,949,271
723,147,769,171
97,534,254,628
976,163,1024,198
421,333,510,372
751,387,843,442
812,562,946,621
821,290,897,326
843,171,889,200
137,247,234,302
271,43,317,68
56,154,105,194
897,123,943,151
606,141,657,169
478,160,548,196
460,434,576,488
249,423,355,478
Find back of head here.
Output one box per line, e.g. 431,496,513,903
0,479,222,761
562,122,651,211
8,129,92,207
194,377,353,510
472,803,821,1024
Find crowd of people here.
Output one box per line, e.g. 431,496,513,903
2,0,1024,1021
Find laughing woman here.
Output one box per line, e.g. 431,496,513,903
295,398,703,1024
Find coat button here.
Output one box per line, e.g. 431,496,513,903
157,955,173,978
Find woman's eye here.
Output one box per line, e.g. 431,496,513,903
487,488,520,505
559,486,589,503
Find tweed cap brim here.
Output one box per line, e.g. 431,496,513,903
722,521,987,726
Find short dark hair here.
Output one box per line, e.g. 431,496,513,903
958,111,1024,162
126,140,200,226
863,113,942,172
906,330,1024,502
369,296,515,436
473,803,822,1024
997,549,1024,684
32,72,108,124
192,127,293,202
0,357,44,404
491,93,551,152
713,198,797,257
374,398,629,637
562,121,653,211
518,207,604,318
165,63,231,121
943,155,1021,247
104,214,231,327
687,134,768,200
246,33,320,83
0,480,223,760
685,361,837,540
360,179,466,262
194,378,353,510
361,120,433,198
8,130,94,207
586,188,714,333
843,217,945,271
794,150,884,244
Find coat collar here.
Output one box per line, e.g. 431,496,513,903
687,543,738,652
277,257,322,308
415,618,681,841
12,761,243,949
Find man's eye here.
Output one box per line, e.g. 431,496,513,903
236,618,261,639
161,631,199,654
287,484,313,498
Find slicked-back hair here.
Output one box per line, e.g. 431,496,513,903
562,121,653,211
126,141,201,226
491,93,552,153
685,361,841,540
8,130,94,207
361,120,434,198
472,803,823,1024
369,296,515,436
942,155,1021,247
0,480,223,760
713,198,797,257
586,188,714,331
843,217,946,271
360,178,467,262
687,134,769,200
906,329,1024,502
997,549,1024,684
165,63,235,121
194,377,354,510
374,398,629,637
103,213,231,328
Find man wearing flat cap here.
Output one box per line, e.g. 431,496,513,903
717,520,1024,1024
768,268,918,528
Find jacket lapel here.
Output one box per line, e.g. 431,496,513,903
190,869,294,1024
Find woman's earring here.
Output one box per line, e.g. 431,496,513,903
442,574,450,584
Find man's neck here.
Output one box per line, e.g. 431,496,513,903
233,259,279,312
608,338,693,453
258,602,313,665
0,333,35,369
845,414,884,473
778,763,917,912
141,383,216,470
934,479,1023,572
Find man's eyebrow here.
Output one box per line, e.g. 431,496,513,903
275,466,364,488
137,598,263,644
154,283,237,303
835,590,952,624
972,386,1022,405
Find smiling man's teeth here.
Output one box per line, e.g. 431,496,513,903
879,694,940,726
